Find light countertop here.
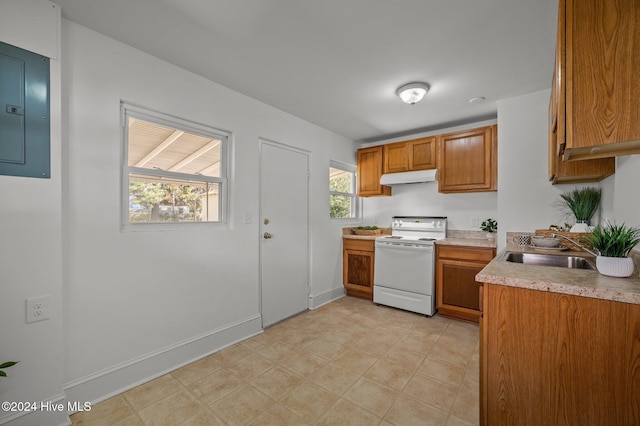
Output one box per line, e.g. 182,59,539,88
342,229,498,246
342,234,380,241
436,237,497,248
477,245,640,305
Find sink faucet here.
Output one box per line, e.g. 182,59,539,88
551,233,600,256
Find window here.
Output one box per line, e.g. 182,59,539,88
330,161,358,219
122,104,228,226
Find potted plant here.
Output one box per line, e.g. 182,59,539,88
582,222,640,277
559,187,601,232
481,218,497,240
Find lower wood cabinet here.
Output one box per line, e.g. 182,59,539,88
342,238,375,300
436,245,495,322
480,284,640,425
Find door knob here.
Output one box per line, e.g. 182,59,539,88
263,232,273,239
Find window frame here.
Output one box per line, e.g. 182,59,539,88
121,102,230,230
329,160,360,222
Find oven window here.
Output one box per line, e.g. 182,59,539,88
330,161,358,220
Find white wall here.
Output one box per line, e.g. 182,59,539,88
361,120,499,230
495,89,631,251
608,155,640,225
0,2,67,426
60,19,358,401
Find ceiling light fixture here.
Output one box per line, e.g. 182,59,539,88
396,82,430,105
468,96,486,104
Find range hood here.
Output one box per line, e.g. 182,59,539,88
380,169,438,185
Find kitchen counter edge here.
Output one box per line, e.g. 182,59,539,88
436,237,497,248
477,248,640,305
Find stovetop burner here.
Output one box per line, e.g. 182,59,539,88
418,238,436,241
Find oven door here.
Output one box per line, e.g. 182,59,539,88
373,241,435,294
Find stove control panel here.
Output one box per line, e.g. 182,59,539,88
391,216,447,231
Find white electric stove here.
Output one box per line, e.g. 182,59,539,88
373,216,447,315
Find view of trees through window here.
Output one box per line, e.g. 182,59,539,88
330,166,356,219
129,176,219,222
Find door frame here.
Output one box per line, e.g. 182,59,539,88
258,137,311,328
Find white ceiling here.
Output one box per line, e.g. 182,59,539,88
54,0,557,143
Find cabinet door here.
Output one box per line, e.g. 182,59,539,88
408,137,436,170
563,0,640,160
343,248,374,300
383,142,409,174
357,146,391,197
481,284,640,425
438,125,497,193
436,245,495,323
547,0,616,182
437,259,484,322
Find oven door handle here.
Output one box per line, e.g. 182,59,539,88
375,242,434,251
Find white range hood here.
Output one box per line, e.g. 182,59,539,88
380,169,438,185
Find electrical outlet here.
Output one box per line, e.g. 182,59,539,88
26,295,50,323
471,217,480,227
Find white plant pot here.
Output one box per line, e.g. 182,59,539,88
595,256,635,278
570,221,591,233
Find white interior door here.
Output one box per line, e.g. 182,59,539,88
260,140,309,327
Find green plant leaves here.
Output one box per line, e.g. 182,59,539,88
481,218,497,233
560,187,601,222
0,361,18,378
582,222,640,258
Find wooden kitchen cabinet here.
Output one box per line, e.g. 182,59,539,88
554,0,640,161
547,0,615,183
383,137,437,174
438,125,497,193
480,284,640,425
436,245,495,323
342,238,375,300
357,146,391,197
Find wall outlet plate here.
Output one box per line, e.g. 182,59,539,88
26,295,50,323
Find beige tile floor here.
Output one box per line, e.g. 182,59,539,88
71,296,480,426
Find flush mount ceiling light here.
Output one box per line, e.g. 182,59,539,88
396,82,430,105
469,96,486,104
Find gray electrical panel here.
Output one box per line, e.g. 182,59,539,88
0,41,50,178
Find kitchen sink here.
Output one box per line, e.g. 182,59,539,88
498,251,596,270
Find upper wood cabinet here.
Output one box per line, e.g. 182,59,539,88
357,146,391,197
557,0,640,161
438,125,497,193
549,88,615,183
383,137,437,174
547,0,616,183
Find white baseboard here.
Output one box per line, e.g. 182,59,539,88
63,314,262,412
309,286,345,309
0,393,70,426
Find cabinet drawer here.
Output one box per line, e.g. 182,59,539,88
437,245,495,262
343,238,375,252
